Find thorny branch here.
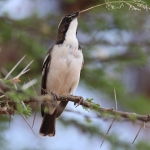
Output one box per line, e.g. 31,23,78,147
0,81,150,123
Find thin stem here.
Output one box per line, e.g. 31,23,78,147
4,55,26,79
80,0,149,13
21,114,36,136
13,60,34,80
28,77,38,128
100,118,115,148
132,122,144,144
114,88,118,111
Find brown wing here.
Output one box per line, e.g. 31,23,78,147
41,48,52,117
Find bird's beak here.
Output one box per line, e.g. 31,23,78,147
70,11,80,19
75,11,80,18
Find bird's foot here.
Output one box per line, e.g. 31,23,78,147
51,91,58,102
74,96,84,108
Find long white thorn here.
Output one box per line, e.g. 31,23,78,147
0,95,5,98
13,60,34,79
4,55,26,79
22,79,37,90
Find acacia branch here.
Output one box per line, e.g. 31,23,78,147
0,81,150,123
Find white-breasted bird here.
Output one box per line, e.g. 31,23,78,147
39,11,84,137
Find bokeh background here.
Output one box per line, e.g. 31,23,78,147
1,0,150,150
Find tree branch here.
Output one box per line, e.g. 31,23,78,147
0,81,150,123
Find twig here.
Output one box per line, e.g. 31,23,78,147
4,55,26,79
100,118,115,148
21,114,36,136
80,1,112,13
1,68,14,79
0,95,5,98
12,60,34,81
21,101,27,110
1,81,150,123
32,102,38,128
114,88,117,111
13,73,28,114
66,109,150,128
132,122,144,144
22,79,37,90
80,0,150,13
40,86,48,93
100,88,118,148
28,77,38,128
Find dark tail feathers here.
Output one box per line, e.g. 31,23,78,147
39,111,56,137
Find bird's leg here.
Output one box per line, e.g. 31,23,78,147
51,91,59,102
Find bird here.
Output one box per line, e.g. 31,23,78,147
39,11,84,137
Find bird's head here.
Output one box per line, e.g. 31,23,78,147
56,11,80,44
58,11,79,34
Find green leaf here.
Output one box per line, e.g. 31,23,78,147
82,98,100,113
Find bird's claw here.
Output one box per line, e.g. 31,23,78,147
75,96,84,108
51,91,58,102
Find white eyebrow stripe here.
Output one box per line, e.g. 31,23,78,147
67,15,74,18
42,53,49,68
58,17,64,29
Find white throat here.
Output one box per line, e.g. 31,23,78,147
65,18,78,43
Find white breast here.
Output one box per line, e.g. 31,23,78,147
46,18,83,114
46,39,83,96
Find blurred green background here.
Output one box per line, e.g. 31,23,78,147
1,0,150,150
